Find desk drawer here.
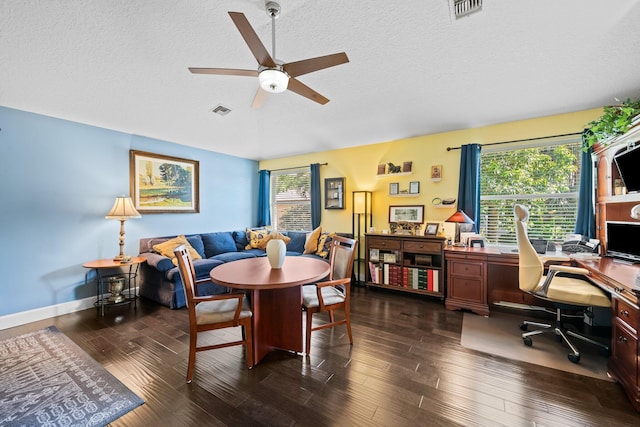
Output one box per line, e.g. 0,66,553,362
367,237,401,250
450,260,482,278
614,298,639,334
403,241,441,253
612,320,638,381
449,277,483,301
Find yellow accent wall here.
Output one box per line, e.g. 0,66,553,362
259,108,602,238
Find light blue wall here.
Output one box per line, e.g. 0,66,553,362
0,106,258,317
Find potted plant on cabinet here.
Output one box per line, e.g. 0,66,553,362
583,97,640,151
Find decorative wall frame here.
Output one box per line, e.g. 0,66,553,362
324,177,345,209
431,165,442,181
389,205,424,223
389,182,399,195
409,181,420,194
130,150,199,213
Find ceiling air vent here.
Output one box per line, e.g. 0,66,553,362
454,0,482,18
211,104,231,116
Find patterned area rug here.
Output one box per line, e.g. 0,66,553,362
0,326,144,426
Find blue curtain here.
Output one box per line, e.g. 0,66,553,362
457,144,481,233
310,163,321,228
257,169,271,227
574,130,596,238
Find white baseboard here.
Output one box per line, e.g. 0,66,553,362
0,288,138,331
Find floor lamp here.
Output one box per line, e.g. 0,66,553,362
352,191,372,285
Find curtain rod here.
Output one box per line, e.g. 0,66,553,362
446,132,583,151
266,162,328,172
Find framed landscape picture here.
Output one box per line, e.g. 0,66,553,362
389,205,424,223
130,150,199,213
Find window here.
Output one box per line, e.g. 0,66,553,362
271,168,312,231
479,138,582,245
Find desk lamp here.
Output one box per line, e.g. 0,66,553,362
445,209,474,246
105,196,141,261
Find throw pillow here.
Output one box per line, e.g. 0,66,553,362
201,232,237,257
269,231,292,245
245,227,272,250
316,232,336,258
153,235,202,266
303,226,322,254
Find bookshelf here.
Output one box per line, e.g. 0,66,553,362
364,233,445,298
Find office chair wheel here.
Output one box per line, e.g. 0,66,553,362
568,354,580,363
519,323,528,331
523,337,533,346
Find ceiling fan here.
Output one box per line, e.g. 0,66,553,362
189,2,349,108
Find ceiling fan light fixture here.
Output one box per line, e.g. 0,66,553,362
259,68,288,93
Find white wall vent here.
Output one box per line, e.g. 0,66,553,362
211,104,231,116
454,0,482,18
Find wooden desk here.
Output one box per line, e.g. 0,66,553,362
444,247,640,412
210,256,330,365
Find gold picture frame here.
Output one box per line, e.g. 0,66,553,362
130,150,199,213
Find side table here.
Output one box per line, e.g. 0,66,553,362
82,257,146,316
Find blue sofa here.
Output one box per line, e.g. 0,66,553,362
137,229,332,309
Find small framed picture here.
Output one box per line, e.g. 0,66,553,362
389,182,399,195
377,164,386,175
424,222,439,236
431,165,442,182
409,181,420,194
402,161,413,173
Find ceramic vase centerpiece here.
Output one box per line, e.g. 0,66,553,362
266,239,286,269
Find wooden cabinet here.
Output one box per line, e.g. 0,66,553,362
364,233,445,298
610,296,640,410
445,249,489,316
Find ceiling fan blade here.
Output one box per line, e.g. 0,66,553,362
189,67,258,77
287,78,329,105
283,52,349,77
251,87,268,109
228,12,276,68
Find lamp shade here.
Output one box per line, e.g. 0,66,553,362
105,196,141,220
259,68,289,93
445,210,474,224
353,192,366,214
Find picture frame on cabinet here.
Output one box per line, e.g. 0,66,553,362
424,222,439,236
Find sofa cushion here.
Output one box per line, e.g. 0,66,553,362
153,235,202,266
286,231,307,253
201,232,237,258
185,234,206,258
244,248,268,257
304,226,322,254
233,230,249,251
211,252,257,262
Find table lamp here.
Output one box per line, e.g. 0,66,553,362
445,209,474,246
105,196,141,261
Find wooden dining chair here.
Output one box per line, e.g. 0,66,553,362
173,244,253,383
302,235,358,354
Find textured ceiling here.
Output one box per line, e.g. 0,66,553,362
2,1,640,160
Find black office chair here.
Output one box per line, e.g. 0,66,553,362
514,204,611,363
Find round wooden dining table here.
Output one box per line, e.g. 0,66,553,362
210,256,330,365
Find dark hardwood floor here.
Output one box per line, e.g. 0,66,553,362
3,287,640,426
